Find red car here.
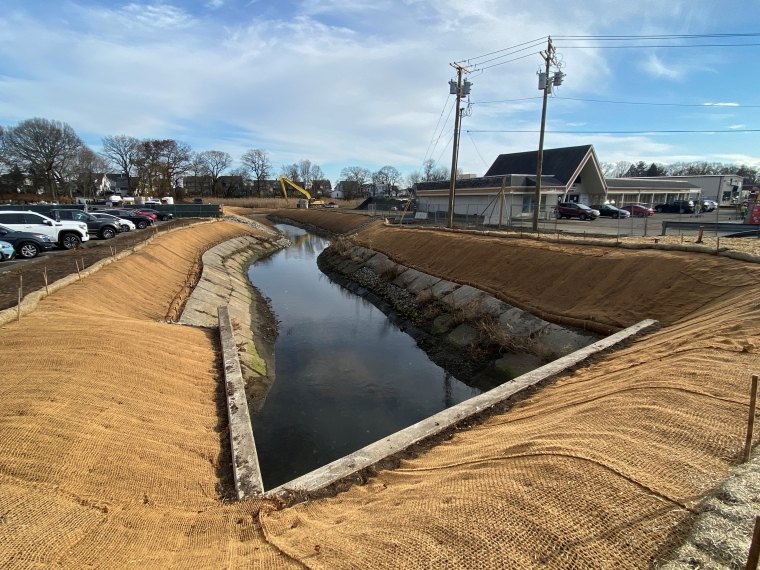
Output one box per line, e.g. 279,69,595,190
132,209,158,221
621,204,654,218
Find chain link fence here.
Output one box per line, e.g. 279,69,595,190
369,201,748,239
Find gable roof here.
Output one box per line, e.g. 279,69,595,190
484,145,593,185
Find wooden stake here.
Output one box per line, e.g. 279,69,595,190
744,374,759,463
43,267,49,295
81,257,85,270
745,515,760,570
17,274,22,322
696,226,704,244
75,259,81,279
109,245,114,257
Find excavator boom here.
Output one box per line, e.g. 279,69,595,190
278,176,325,208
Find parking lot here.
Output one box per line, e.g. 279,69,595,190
0,218,200,310
521,206,749,238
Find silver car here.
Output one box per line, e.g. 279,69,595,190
0,240,15,261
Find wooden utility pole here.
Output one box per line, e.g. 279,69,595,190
447,63,466,229
532,37,555,232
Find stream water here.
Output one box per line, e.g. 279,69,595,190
248,224,481,489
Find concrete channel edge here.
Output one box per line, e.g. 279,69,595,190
218,305,264,498
264,317,658,497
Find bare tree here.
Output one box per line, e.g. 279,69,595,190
340,166,371,187
188,152,210,195
373,165,402,196
3,118,82,199
101,135,140,194
137,139,192,196
241,148,271,196
422,159,448,181
280,163,300,183
600,161,631,178
68,146,109,198
198,150,231,196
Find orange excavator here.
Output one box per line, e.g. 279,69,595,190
278,176,325,208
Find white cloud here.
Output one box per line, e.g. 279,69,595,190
639,53,682,80
0,0,758,181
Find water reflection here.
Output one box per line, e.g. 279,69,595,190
248,224,481,489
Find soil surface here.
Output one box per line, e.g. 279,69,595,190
3,210,760,569
0,218,200,311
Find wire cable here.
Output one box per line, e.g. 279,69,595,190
466,128,760,134
423,95,454,164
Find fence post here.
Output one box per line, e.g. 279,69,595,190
744,374,759,463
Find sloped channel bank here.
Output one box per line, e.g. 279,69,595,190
318,240,601,385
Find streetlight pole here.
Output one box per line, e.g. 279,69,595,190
532,37,555,232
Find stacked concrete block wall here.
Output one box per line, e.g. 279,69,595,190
321,244,599,374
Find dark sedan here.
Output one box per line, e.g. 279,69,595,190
0,223,56,258
654,200,695,214
97,209,154,229
591,204,630,219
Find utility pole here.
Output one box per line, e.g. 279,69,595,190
532,36,560,232
447,63,471,229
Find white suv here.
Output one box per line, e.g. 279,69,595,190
0,210,90,249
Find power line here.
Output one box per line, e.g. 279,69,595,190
467,128,760,134
556,96,760,108
475,51,543,71
466,131,489,169
553,33,760,40
457,36,547,64
423,96,455,164
555,42,760,49
472,95,760,108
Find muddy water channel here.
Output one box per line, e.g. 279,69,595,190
248,224,481,488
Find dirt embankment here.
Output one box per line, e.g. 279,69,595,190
4,210,760,569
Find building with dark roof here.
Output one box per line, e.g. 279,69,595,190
415,144,714,225
415,145,607,224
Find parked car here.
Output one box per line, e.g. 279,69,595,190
0,240,15,261
556,202,600,220
702,200,719,212
132,209,158,221
621,204,654,217
591,204,630,219
134,208,173,221
0,210,89,249
654,200,695,214
0,224,55,258
97,209,154,229
192,197,204,204
49,208,121,240
89,212,136,232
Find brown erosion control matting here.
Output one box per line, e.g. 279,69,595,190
1,213,760,568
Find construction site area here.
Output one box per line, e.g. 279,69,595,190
1,207,760,569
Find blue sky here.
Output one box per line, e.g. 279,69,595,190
1,0,759,183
